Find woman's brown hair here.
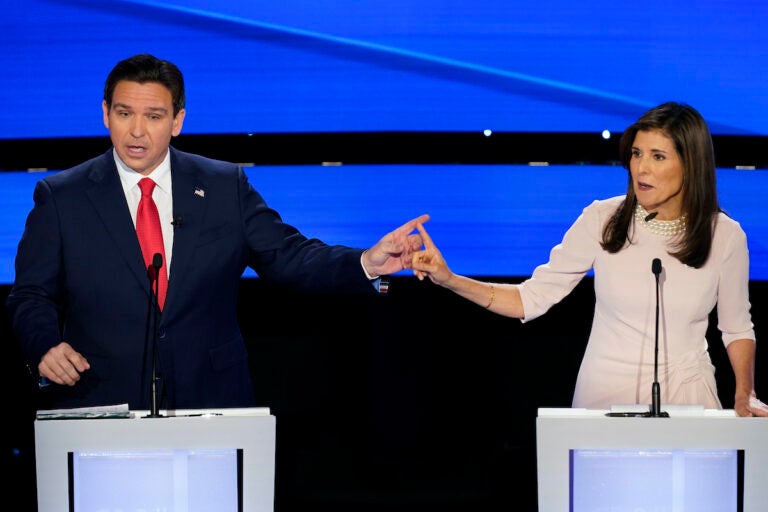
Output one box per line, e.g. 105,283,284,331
601,102,720,268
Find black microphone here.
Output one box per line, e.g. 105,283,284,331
151,253,163,279
648,257,669,418
144,253,164,418
171,214,184,227
644,211,658,222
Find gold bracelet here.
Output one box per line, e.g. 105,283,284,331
485,284,495,309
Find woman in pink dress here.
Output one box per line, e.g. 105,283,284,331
411,102,767,417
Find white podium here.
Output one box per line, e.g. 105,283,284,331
35,407,276,512
536,407,768,512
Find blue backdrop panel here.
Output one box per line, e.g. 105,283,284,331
1,0,766,138
2,164,766,284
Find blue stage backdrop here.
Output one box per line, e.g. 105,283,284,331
1,0,766,138
2,164,766,284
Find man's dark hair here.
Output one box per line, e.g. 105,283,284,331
103,54,185,116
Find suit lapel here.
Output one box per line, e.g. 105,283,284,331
85,151,149,292
166,149,207,307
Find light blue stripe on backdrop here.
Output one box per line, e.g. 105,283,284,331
1,164,766,284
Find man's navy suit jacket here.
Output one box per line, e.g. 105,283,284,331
6,147,375,410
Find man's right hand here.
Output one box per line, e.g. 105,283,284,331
38,342,90,386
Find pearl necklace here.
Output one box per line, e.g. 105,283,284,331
635,204,686,237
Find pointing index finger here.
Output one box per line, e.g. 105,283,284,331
416,222,436,250
393,214,430,237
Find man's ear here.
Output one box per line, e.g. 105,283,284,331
172,109,186,137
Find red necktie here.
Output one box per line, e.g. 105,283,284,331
136,178,168,309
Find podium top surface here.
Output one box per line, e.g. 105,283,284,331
537,406,737,418
36,404,271,421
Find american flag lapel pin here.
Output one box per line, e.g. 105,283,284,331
194,187,205,198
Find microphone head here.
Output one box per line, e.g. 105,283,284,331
652,258,662,276
152,253,163,270
644,211,659,222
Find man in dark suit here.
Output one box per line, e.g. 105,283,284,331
6,53,428,411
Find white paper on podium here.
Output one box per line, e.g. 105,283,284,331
36,403,131,420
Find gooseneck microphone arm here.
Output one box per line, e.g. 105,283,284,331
649,257,668,418
144,253,164,418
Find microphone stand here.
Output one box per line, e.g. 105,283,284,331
144,253,164,418
606,257,670,418
648,257,669,418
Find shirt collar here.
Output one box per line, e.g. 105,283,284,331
113,148,172,194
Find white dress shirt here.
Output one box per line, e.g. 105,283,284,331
113,149,175,275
